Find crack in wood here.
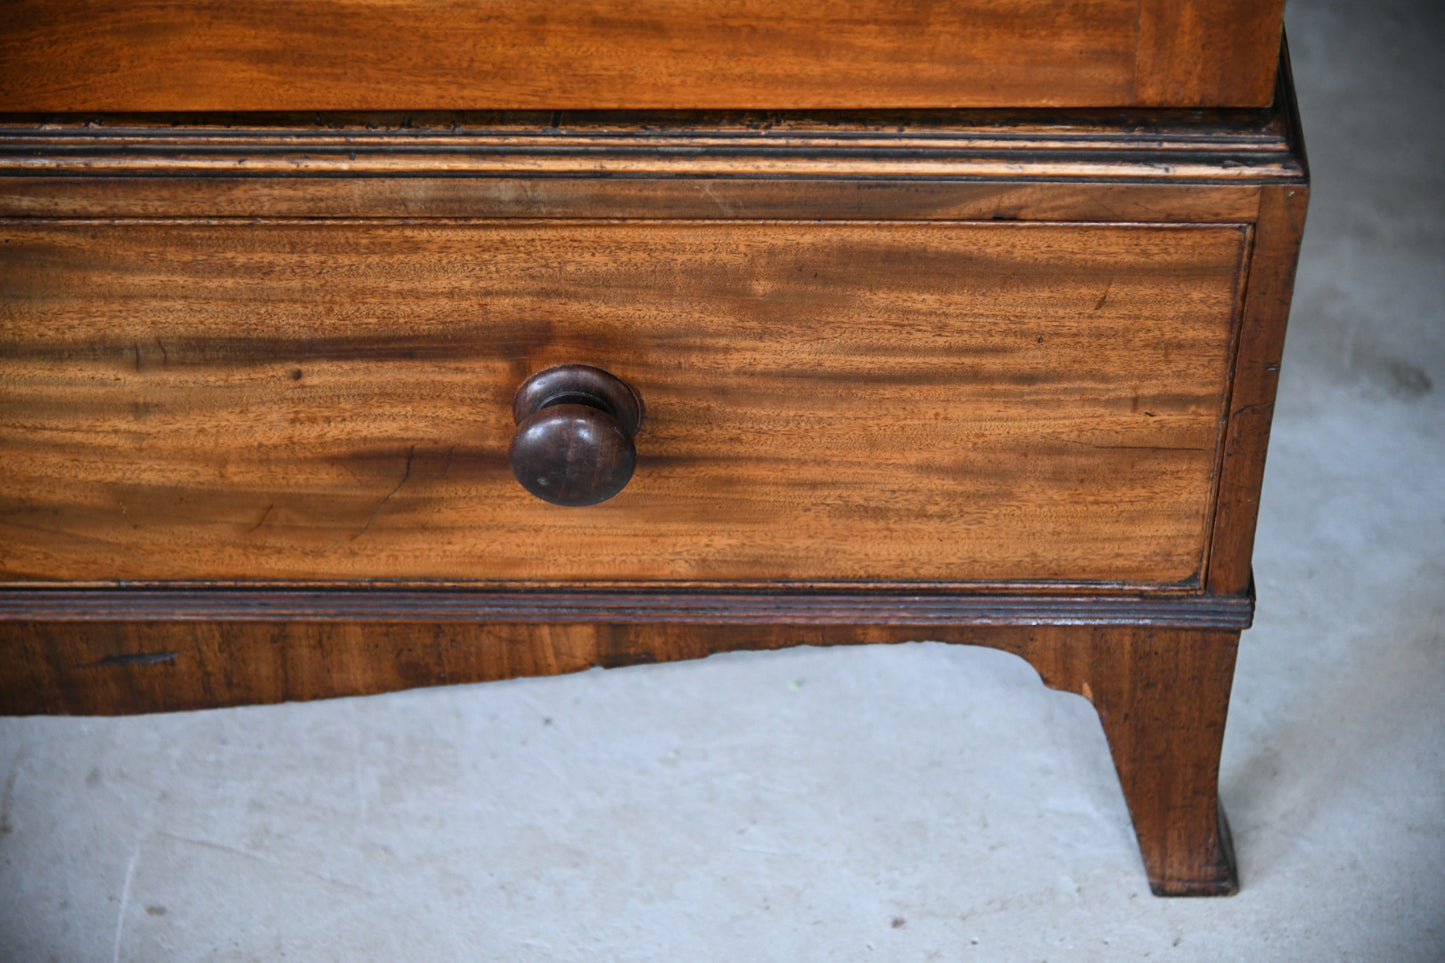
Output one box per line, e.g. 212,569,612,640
353,445,415,540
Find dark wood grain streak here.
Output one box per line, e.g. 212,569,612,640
0,587,1254,627
0,1,1283,112
0,619,1242,893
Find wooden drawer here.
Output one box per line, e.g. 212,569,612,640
0,16,1317,899
0,0,1286,112
0,78,1310,896
0,220,1246,587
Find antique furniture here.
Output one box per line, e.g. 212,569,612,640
0,1,1307,896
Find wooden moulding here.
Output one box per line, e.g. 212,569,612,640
0,586,1254,627
0,102,1305,181
0,0,1284,112
0,98,1304,221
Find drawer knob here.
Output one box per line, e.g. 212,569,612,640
509,364,643,506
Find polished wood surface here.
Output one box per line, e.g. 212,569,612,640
0,1,1284,112
0,220,1244,585
1136,0,1286,107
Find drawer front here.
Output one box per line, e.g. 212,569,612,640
0,1,1284,111
0,220,1246,586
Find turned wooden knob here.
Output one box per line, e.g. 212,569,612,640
509,364,643,506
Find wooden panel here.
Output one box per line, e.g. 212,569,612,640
0,220,1245,585
0,0,1283,111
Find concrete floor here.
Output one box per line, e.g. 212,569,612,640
3,0,1443,959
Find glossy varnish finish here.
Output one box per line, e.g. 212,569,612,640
0,0,1285,112
0,220,1246,585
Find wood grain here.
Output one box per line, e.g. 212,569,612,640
0,0,1284,112
1137,0,1286,108
1,220,1245,586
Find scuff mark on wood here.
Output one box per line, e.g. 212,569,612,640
1062,439,1210,452
1089,443,1211,452
249,503,274,533
83,651,179,668
1094,280,1112,311
1231,401,1272,418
